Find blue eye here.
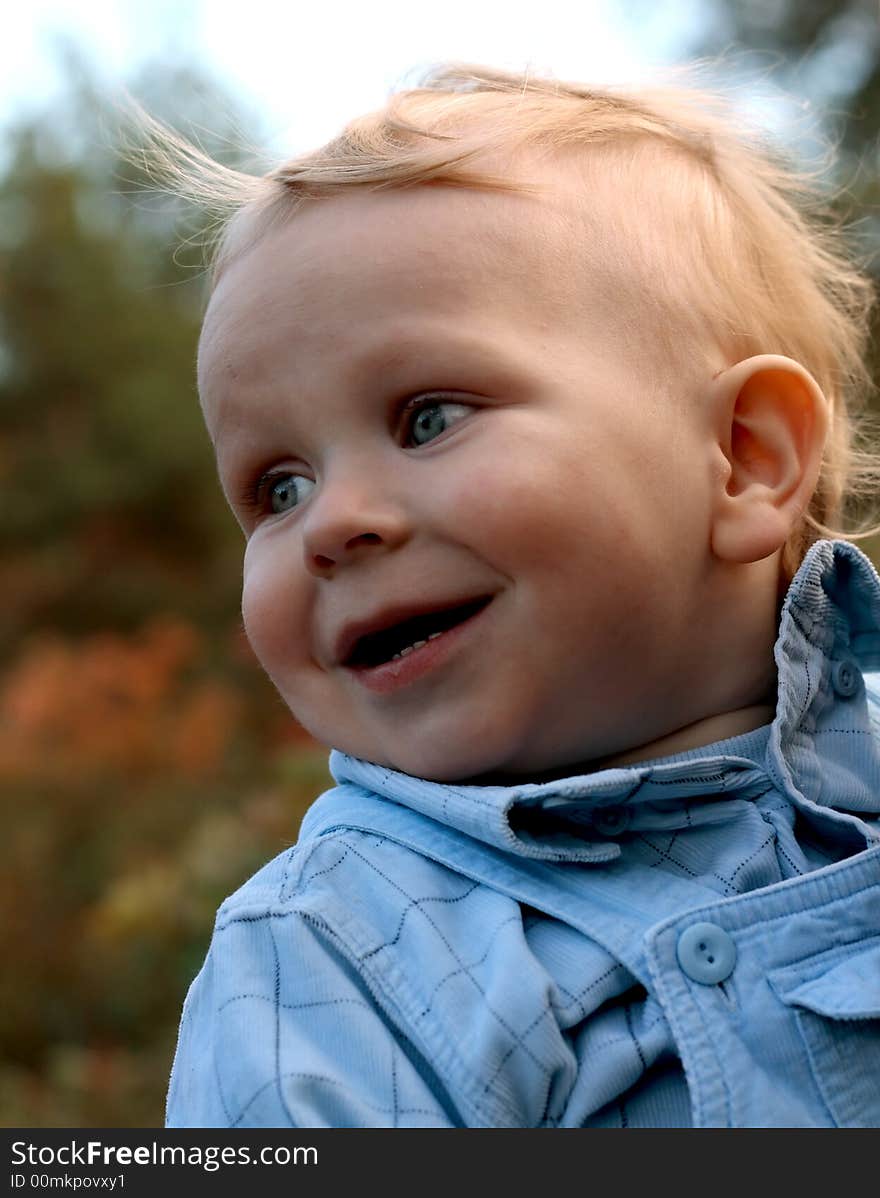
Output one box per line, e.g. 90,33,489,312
266,473,315,514
405,398,471,447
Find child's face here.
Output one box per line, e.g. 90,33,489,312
199,172,722,782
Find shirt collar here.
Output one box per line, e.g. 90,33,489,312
327,540,880,860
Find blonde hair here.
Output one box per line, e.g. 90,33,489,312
130,60,880,578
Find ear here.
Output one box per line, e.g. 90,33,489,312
709,354,829,565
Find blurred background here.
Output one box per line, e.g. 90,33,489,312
2,0,879,1127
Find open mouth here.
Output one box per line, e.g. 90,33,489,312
345,596,493,669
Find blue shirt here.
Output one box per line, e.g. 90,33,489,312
166,539,880,1127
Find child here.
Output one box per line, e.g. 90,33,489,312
161,62,880,1127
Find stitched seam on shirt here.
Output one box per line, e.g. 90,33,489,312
277,831,359,905
726,833,776,885
636,835,701,877
218,870,877,941
360,880,481,960
691,978,734,1124
774,931,880,986
217,993,372,1016
278,846,299,904
813,728,870,734
647,772,731,788
300,847,350,889
624,1003,646,1071
636,834,735,894
746,786,776,803
481,1004,551,1090
231,1071,440,1126
418,914,521,1018
644,789,775,874
648,951,734,1125
769,836,803,878
647,956,704,1126
787,608,818,720
391,1048,399,1128
649,831,680,868
757,805,804,874
554,961,628,1021
480,1004,555,1116
219,896,531,1124
791,1011,844,1128
788,604,822,650
291,832,481,954
267,919,297,1128
213,1044,234,1126
802,650,814,722
749,874,880,933
639,829,781,894
759,802,790,815
377,768,508,816
223,909,465,1126
367,765,659,817
328,843,557,1090
581,1011,666,1058
647,864,880,940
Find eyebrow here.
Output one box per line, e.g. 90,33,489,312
348,330,510,377
209,326,528,452
344,328,529,388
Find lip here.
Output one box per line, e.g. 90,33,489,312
334,594,493,668
342,596,494,695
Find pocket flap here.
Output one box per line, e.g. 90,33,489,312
770,939,880,1020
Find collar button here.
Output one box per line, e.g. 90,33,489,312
592,805,630,835
831,657,860,699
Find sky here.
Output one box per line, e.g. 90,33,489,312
1,0,723,156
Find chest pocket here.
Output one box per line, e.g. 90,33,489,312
769,938,880,1128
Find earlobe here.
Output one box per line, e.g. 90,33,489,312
709,355,829,565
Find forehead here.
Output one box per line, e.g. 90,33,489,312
198,156,670,442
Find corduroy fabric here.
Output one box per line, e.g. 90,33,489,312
167,540,880,1127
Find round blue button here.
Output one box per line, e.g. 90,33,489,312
831,658,860,698
676,922,737,985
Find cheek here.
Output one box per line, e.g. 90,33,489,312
240,540,302,672
446,435,632,564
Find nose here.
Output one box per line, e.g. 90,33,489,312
301,470,412,575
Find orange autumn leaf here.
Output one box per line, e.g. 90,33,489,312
167,681,240,776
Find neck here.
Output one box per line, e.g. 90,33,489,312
470,701,777,787
591,703,776,770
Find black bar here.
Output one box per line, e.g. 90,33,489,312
0,1127,860,1195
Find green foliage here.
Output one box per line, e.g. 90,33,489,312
0,53,330,1126
0,55,250,655
683,0,880,281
